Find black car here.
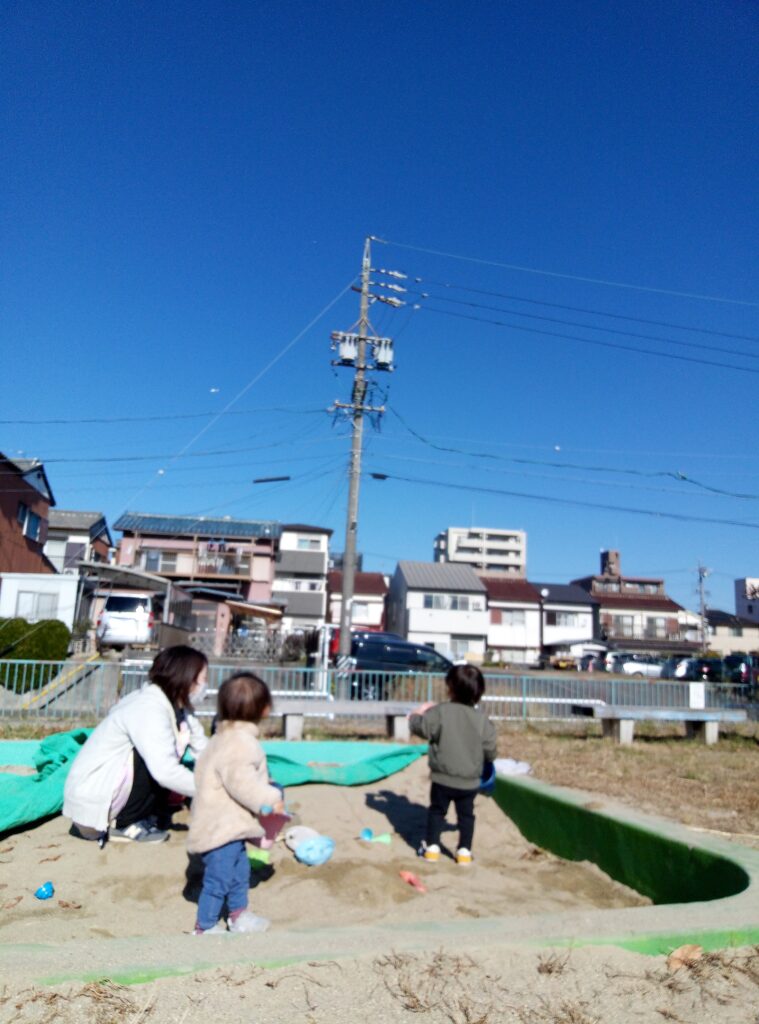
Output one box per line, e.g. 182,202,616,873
661,657,724,682
723,653,759,687
348,636,453,700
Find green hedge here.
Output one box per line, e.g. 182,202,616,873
0,618,72,691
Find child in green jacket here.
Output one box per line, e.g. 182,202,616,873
409,663,497,865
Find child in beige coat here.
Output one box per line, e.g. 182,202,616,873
188,672,283,934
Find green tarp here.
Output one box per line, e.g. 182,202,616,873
0,733,427,835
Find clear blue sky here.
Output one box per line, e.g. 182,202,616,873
2,0,757,614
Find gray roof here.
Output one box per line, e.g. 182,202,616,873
114,512,282,540
531,582,599,606
49,510,104,530
396,561,487,593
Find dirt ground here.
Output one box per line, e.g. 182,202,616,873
2,720,759,1023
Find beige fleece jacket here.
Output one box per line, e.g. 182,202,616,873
187,720,281,855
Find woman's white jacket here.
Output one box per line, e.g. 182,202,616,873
63,683,207,832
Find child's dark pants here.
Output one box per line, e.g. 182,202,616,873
426,782,479,851
197,840,250,931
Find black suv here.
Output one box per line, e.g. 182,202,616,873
348,636,452,700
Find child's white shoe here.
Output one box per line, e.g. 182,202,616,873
419,842,440,863
456,847,473,865
193,922,228,935
228,910,270,934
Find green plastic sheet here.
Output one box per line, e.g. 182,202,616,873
0,730,91,835
0,733,427,835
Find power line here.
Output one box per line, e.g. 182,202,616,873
418,304,759,376
366,472,759,531
406,288,759,362
412,277,759,343
0,405,327,426
386,406,759,499
373,236,759,307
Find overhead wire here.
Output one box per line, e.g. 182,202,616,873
385,405,759,500
410,277,759,343
366,471,759,531
417,303,759,376
405,287,759,362
373,236,759,307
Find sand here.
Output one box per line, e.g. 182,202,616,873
3,758,759,1022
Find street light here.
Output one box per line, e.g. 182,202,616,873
539,588,549,669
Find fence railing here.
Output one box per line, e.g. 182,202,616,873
0,658,751,723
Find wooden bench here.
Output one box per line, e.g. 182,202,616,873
571,704,747,745
270,699,418,741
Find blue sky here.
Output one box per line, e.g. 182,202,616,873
2,0,757,613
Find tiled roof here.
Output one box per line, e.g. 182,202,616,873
595,593,682,612
328,571,388,596
114,512,281,540
531,582,599,606
480,577,541,603
49,510,105,530
396,561,487,593
707,609,759,629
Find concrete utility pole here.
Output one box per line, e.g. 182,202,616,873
331,237,403,659
697,563,710,654
338,238,371,658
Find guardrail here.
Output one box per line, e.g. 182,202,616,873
0,658,752,723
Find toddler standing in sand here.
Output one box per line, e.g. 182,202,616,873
188,672,284,934
409,663,497,865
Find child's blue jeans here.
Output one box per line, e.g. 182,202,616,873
196,840,250,930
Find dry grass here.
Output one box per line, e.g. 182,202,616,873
374,950,504,1024
3,981,141,1024
498,725,759,840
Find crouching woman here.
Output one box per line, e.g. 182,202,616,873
63,645,209,844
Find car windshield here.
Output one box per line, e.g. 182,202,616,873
104,597,149,613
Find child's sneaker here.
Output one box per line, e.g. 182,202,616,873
109,820,169,843
419,842,440,862
228,910,270,934
456,847,473,865
193,922,228,935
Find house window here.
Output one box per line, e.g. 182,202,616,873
15,591,58,623
297,538,320,550
450,636,473,659
546,611,578,628
731,626,743,637
614,615,634,638
16,503,43,542
502,610,526,626
17,502,28,525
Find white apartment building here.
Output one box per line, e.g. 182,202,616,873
433,526,526,576
735,578,759,625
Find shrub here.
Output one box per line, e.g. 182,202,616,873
0,618,72,691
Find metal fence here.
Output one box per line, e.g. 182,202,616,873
0,658,751,723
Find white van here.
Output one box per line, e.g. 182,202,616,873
96,591,157,649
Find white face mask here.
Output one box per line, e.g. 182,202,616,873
193,681,208,704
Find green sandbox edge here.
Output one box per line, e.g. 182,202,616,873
14,765,759,987
492,774,753,905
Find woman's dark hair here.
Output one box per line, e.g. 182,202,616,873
217,672,272,724
445,663,485,707
149,645,208,710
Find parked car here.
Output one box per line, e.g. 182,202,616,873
660,657,724,682
348,636,453,700
605,653,663,678
723,653,759,687
96,590,157,650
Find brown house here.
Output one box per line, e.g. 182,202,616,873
572,549,697,655
0,454,57,574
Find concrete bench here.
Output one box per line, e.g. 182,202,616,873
571,704,747,745
270,699,418,741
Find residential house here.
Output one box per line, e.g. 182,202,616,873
572,550,698,656
273,525,332,633
113,513,331,645
0,454,56,575
327,571,388,630
44,510,113,574
386,561,489,660
433,526,526,577
706,610,759,657
0,572,79,630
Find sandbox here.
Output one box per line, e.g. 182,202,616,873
1,739,759,988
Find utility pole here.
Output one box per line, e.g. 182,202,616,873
697,563,710,654
330,237,404,660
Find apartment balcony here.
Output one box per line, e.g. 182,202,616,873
194,554,252,579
